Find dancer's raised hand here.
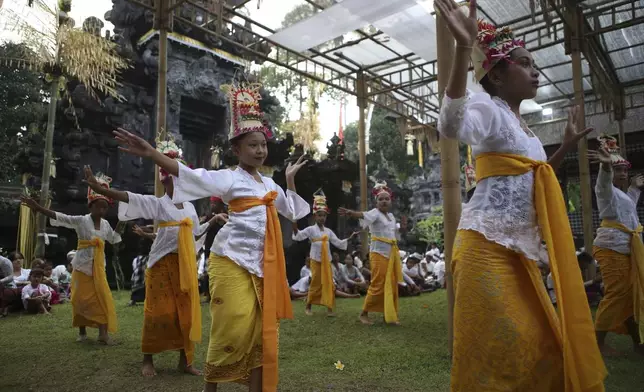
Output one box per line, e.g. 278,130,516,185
632,174,644,189
588,148,612,165
83,165,102,191
285,155,308,183
20,195,40,210
114,128,155,158
563,106,594,146
434,0,478,47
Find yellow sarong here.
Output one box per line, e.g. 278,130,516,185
204,254,263,384
158,218,202,343
307,235,335,310
226,191,292,392
596,220,644,340
73,238,117,333
474,153,606,392
362,237,403,324
593,247,632,335
452,229,564,391
141,253,195,364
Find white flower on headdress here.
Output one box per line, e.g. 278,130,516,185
156,139,183,159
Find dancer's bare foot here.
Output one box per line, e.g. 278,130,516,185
98,335,117,346
142,360,157,377
327,311,336,317
359,314,373,325
305,308,313,316
388,321,402,326
179,364,203,376
76,334,88,342
599,344,623,357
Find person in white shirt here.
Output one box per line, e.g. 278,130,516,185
0,254,18,317
9,251,30,287
86,141,225,377
339,181,404,326
114,85,310,392
292,190,357,316
342,254,367,294
21,174,121,345
352,250,364,270
589,138,644,356
51,250,74,293
21,268,52,314
433,257,446,289
290,259,311,298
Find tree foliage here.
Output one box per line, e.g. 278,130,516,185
343,107,418,181
0,42,46,183
414,206,444,248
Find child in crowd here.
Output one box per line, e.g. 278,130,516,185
52,255,73,298
22,268,52,314
290,259,311,299
42,262,62,305
342,254,367,294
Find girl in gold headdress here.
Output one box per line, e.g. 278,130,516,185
339,181,409,326
434,0,605,390
589,136,644,356
292,189,358,316
21,175,121,345
113,81,310,392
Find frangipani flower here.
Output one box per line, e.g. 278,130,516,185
334,360,345,371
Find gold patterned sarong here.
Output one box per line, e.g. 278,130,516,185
141,253,195,364
593,246,633,335
471,152,605,392
452,229,564,391
204,254,262,385
72,238,117,332
362,249,402,323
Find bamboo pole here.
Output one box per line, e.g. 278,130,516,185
436,14,460,355
618,119,626,160
571,6,594,276
357,70,369,259
154,0,169,205
418,140,424,167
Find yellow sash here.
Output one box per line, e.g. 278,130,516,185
476,152,606,391
600,220,644,340
371,236,403,323
228,190,292,392
77,238,117,333
312,235,335,310
158,218,202,343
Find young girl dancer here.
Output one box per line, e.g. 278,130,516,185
114,81,309,392
20,174,121,344
434,0,605,390
293,190,357,316
83,138,225,377
588,136,644,355
339,181,403,326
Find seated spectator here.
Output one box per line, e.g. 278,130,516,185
21,268,52,315
578,251,602,306
331,252,350,293
290,259,311,299
420,252,436,277
42,262,62,305
51,258,72,298
342,254,367,294
351,250,364,270
0,254,21,317
10,251,30,287
434,256,446,288
31,258,45,270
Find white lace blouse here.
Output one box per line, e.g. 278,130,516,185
292,225,349,262
360,209,399,259
593,166,642,254
118,193,201,268
172,163,311,277
50,213,122,276
438,90,548,263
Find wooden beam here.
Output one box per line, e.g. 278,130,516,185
356,70,369,260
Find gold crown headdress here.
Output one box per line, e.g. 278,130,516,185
372,180,393,199
472,20,526,82
221,82,272,141
87,172,112,205
155,133,187,181
598,134,630,168
312,188,329,213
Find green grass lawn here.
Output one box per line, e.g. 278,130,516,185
0,291,642,391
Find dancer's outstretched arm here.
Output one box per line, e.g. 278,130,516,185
83,165,129,203
114,128,179,177
20,196,56,220
337,208,364,219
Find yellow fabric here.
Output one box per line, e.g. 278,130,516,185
370,237,403,324
228,191,292,392
204,254,262,385
74,238,117,333
598,220,644,340
158,218,202,343
362,252,399,319
452,229,565,391
141,253,195,364
593,246,632,335
476,152,605,392
309,235,335,310
17,204,36,268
